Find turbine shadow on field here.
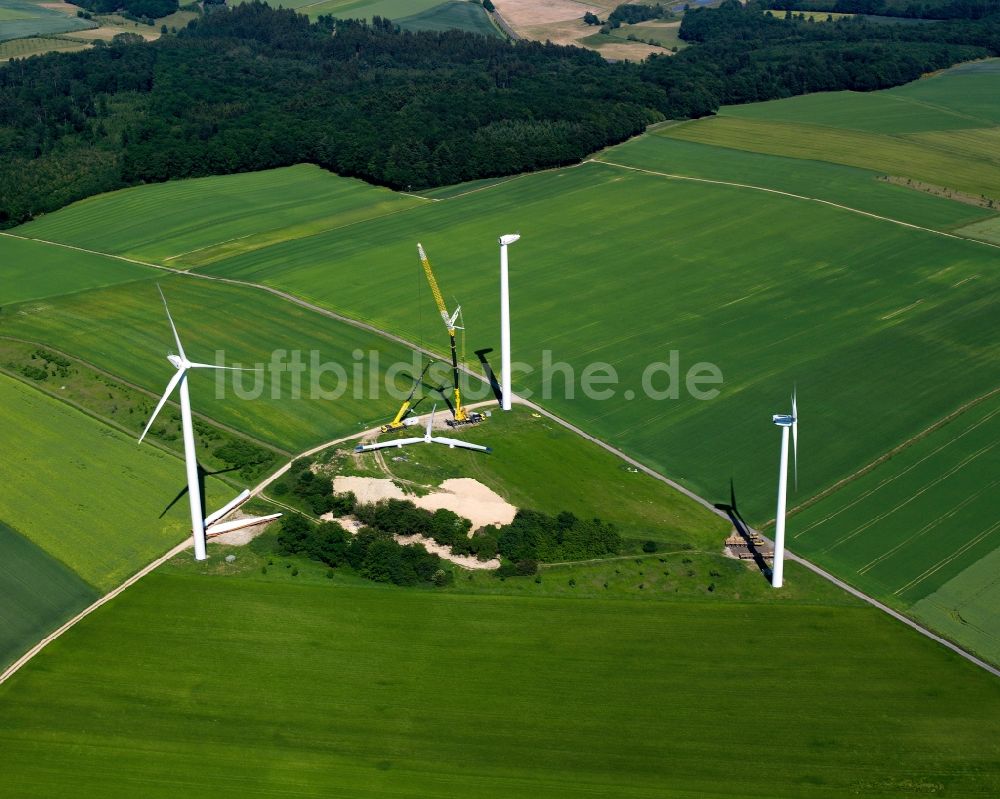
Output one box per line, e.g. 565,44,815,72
715,478,772,583
158,463,240,519
474,348,503,404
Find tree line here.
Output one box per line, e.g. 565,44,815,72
2,1,999,225
769,0,1000,20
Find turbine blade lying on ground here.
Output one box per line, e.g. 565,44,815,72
354,437,424,452
429,436,491,453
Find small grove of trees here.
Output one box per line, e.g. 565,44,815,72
212,438,280,481
269,458,356,516
584,11,602,25
354,499,499,561
491,509,622,563
68,0,179,20
276,515,452,586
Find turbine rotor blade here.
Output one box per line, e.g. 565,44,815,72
139,368,185,443
186,361,258,371
792,387,798,490
426,404,437,441
158,285,186,363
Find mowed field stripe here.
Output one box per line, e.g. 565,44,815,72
820,440,997,553
857,477,1000,575
894,519,1000,598
793,403,1000,540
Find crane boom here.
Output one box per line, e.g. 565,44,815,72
416,243,473,424
417,243,452,331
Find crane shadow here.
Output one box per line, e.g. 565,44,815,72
714,477,773,582
159,462,241,519
474,348,503,404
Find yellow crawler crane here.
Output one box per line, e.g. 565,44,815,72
416,243,482,426
381,361,435,433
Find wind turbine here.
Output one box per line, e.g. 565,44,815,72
499,233,520,411
770,389,798,588
355,405,491,454
139,287,269,560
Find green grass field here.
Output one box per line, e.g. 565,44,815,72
955,213,1000,244
0,232,158,305
9,158,999,528
229,0,478,27
912,544,1000,669
788,392,1000,661
0,35,88,60
0,373,232,591
0,521,98,669
0,0,94,41
583,20,685,52
0,337,287,481
0,275,424,450
15,164,427,265
396,1,498,36
604,132,994,230
0,570,997,798
188,160,999,523
664,115,1000,200
364,406,728,546
720,59,1000,132
664,59,1000,201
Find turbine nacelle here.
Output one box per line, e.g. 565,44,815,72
167,353,185,370
499,233,520,246
772,413,794,426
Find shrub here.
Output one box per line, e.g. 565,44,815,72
642,540,658,553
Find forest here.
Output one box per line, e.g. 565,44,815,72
1,1,999,225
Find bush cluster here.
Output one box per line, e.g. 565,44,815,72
355,499,498,561
269,458,356,516
276,514,450,586
494,509,621,563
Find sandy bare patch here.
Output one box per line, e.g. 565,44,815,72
396,533,500,570
520,18,592,47
630,20,681,30
333,475,408,504
208,513,279,546
592,40,668,61
496,0,604,27
332,476,517,532
322,488,503,570
415,478,517,530
497,0,670,60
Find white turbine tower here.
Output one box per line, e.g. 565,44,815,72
355,405,491,454
140,287,247,561
771,389,798,588
499,233,520,411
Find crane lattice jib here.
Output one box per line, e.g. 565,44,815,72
417,243,453,333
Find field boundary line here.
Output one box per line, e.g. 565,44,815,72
593,159,1000,251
